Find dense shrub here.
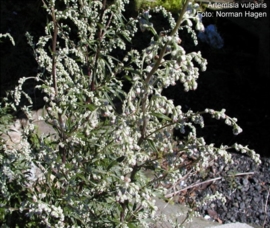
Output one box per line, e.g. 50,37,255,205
0,0,260,227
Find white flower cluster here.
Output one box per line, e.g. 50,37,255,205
234,143,261,164
153,6,176,34
196,191,227,208
26,200,65,227
137,6,207,92
184,2,205,32
205,108,243,135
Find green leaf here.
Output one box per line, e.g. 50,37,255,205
123,67,141,76
128,222,138,228
146,138,158,153
97,22,106,29
76,174,88,183
103,93,116,108
107,160,119,171
120,31,132,42
151,112,171,121
106,54,121,63
124,75,133,82
85,103,97,111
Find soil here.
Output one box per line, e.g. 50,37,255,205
176,153,270,228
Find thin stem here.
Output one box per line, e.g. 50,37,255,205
50,4,66,164
165,172,255,198
144,122,176,140
127,204,143,222
263,187,270,228
170,0,190,36
88,0,112,98
120,201,127,223
51,6,58,97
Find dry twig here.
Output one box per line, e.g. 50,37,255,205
263,187,270,228
165,172,254,198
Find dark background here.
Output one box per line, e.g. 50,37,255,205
1,1,269,157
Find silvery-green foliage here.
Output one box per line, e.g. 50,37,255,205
0,0,260,227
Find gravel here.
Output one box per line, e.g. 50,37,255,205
175,153,270,228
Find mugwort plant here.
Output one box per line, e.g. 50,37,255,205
0,0,260,227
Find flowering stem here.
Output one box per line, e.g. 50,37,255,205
51,5,58,97
139,0,190,146
87,0,112,101
170,0,190,36
50,3,66,164
145,0,190,84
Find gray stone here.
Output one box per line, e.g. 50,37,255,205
150,198,258,228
